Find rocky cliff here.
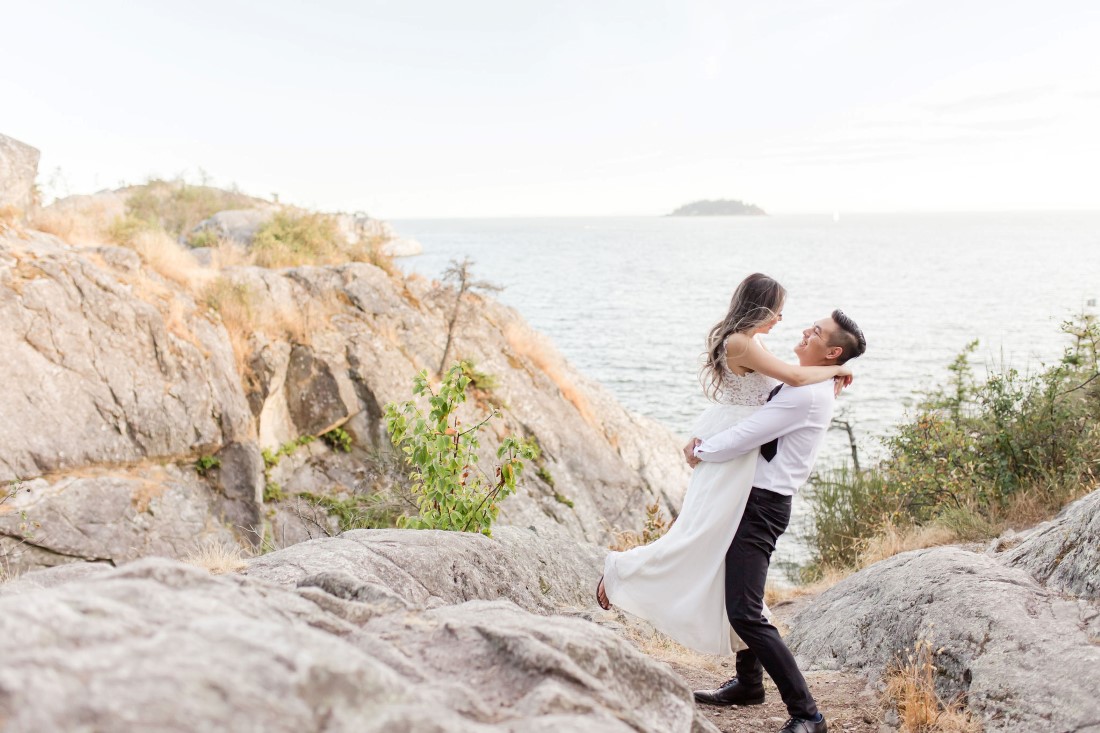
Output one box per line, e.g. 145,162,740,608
0,140,689,575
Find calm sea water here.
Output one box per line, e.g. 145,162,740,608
395,213,1100,569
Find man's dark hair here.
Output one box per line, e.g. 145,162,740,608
829,309,866,365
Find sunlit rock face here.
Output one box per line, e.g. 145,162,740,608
1,195,687,572
0,134,40,216
0,533,717,733
786,491,1100,733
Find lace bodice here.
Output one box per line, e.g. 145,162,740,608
713,336,779,406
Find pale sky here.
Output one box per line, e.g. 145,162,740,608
3,0,1099,217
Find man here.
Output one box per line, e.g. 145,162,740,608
684,310,866,733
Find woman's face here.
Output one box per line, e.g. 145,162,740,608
757,304,784,334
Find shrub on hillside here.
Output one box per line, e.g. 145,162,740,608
804,313,1100,578
250,211,344,268
125,179,255,237
385,362,537,536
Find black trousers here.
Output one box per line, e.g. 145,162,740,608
725,487,818,720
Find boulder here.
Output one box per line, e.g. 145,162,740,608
0,134,39,215
382,236,423,257
999,487,1100,600
0,232,253,482
0,546,716,732
785,546,1100,732
0,468,240,573
245,525,606,613
191,208,276,244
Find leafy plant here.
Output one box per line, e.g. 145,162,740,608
187,228,221,248
251,211,343,267
263,481,286,503
608,500,670,551
124,178,255,237
385,361,537,535
321,427,353,453
297,491,403,533
195,455,221,476
802,312,1100,578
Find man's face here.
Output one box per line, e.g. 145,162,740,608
794,317,841,365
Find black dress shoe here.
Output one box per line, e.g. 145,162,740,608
778,714,827,733
692,677,766,706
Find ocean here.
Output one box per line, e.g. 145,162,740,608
394,212,1100,570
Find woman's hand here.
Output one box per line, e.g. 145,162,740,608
682,438,702,467
833,365,853,397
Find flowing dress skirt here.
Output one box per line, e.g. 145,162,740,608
602,402,763,655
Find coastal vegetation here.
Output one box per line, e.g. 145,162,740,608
385,362,538,536
803,312,1100,580
668,198,766,216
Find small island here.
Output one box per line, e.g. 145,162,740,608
668,199,766,216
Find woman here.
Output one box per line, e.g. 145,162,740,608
597,273,851,655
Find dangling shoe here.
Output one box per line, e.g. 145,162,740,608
596,575,611,610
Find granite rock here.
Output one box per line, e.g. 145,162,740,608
786,545,1100,732
999,487,1100,600
0,134,39,215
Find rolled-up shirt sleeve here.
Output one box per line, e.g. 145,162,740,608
693,388,813,463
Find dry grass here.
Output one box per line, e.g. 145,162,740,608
765,565,852,606
884,636,981,732
504,322,599,430
607,500,671,551
125,228,206,289
201,277,259,371
984,486,1075,530
0,563,20,584
0,204,22,232
30,197,121,244
210,238,250,268
201,274,343,374
621,618,729,677
184,541,249,575
858,521,959,568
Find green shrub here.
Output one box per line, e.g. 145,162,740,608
125,179,255,237
250,211,343,267
195,455,221,476
263,481,286,503
298,492,403,532
187,228,221,248
108,214,156,246
321,427,353,453
803,313,1100,577
537,465,555,487
385,361,537,536
803,465,896,574
462,362,499,392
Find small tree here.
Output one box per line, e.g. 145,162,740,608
385,362,536,536
438,257,502,374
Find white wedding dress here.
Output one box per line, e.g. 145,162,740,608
602,341,776,655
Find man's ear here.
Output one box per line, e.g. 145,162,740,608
825,345,843,362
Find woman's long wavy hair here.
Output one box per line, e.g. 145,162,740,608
700,273,786,400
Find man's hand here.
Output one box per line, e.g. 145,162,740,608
682,437,703,468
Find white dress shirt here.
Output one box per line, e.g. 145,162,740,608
693,379,836,496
